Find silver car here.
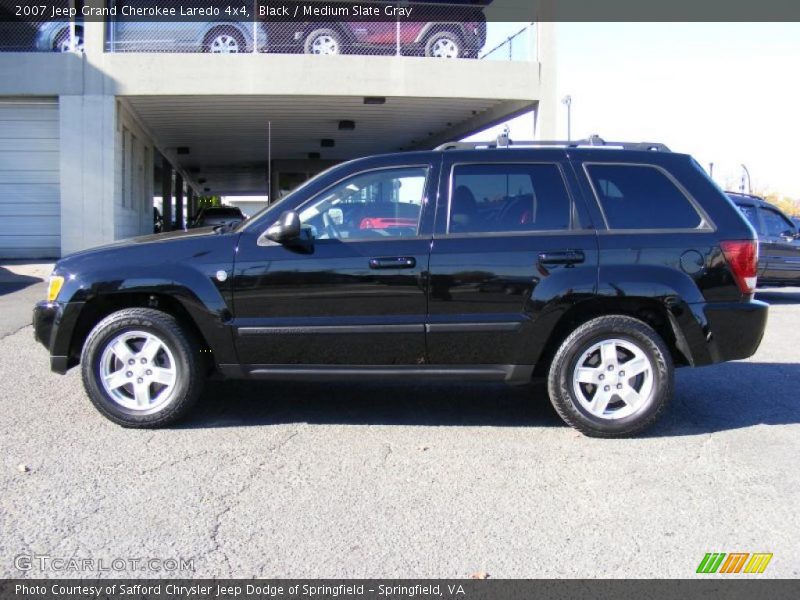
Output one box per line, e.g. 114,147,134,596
107,21,266,53
34,21,83,52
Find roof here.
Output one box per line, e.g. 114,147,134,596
726,192,770,206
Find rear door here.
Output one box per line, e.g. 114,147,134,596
425,151,599,370
758,205,800,284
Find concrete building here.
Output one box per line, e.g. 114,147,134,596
0,14,555,259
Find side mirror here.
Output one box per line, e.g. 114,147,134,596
263,210,302,244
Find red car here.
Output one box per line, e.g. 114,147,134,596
264,7,487,58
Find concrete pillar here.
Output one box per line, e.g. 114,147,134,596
59,95,116,255
161,157,173,232
174,173,185,229
534,21,557,140
186,188,194,225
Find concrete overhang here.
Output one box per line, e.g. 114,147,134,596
127,92,536,195
113,54,541,195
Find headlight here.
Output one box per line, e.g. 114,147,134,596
47,275,64,302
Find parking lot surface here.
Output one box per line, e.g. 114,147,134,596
1,285,798,578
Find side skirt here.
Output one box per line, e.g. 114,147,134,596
218,364,535,385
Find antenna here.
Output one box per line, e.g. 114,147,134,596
267,121,272,205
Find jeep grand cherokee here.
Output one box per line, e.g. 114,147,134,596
33,137,767,437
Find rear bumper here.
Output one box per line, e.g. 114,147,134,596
682,300,768,366
33,300,82,374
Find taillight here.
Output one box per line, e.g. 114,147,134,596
720,240,758,294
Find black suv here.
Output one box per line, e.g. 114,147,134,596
33,138,768,437
727,192,800,287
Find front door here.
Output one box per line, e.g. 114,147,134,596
232,163,437,366
426,152,599,370
758,205,800,284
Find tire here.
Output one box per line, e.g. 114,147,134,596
424,31,463,58
303,28,342,55
547,315,673,438
204,27,246,54
53,27,82,53
80,308,204,428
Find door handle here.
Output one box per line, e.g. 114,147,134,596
538,250,586,265
369,256,416,269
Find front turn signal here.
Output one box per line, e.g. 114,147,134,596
47,275,64,302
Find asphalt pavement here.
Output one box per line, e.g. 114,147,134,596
0,279,798,578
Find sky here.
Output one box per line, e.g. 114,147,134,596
469,22,800,198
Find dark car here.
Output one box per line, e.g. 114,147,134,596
727,192,800,287
189,206,246,229
33,138,767,437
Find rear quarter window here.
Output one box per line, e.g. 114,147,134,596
586,164,703,230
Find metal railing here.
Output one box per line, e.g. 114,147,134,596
479,23,535,62
1,2,535,61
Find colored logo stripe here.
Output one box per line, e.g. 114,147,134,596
697,553,726,573
719,553,749,573
697,552,772,574
744,553,773,574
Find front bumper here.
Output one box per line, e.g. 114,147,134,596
33,300,81,374
680,300,769,366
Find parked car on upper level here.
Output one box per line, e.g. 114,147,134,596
107,21,266,53
265,13,486,58
33,137,767,437
189,206,246,229
0,20,82,52
727,192,800,287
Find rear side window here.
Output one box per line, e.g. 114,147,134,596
449,163,571,234
586,164,703,230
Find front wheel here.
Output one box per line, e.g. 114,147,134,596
547,315,673,438
204,27,246,53
81,308,204,428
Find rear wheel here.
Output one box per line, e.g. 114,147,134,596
547,315,673,437
424,31,463,58
303,28,342,55
81,308,203,428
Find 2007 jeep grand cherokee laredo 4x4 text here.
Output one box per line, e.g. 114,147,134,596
33,137,767,437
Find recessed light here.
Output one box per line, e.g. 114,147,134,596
320,139,335,148
338,120,356,130
363,97,386,105
177,147,190,155
198,178,207,184
308,152,321,160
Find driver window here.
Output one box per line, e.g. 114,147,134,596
298,167,427,241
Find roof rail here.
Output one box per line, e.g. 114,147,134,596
435,134,670,153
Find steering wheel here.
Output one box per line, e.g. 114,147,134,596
322,211,341,240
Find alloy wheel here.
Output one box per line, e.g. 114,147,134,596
209,34,241,54
430,38,460,58
571,338,654,420
99,330,178,412
310,35,340,55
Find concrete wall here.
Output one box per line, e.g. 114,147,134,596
115,102,156,240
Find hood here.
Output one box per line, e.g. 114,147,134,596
53,227,237,274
